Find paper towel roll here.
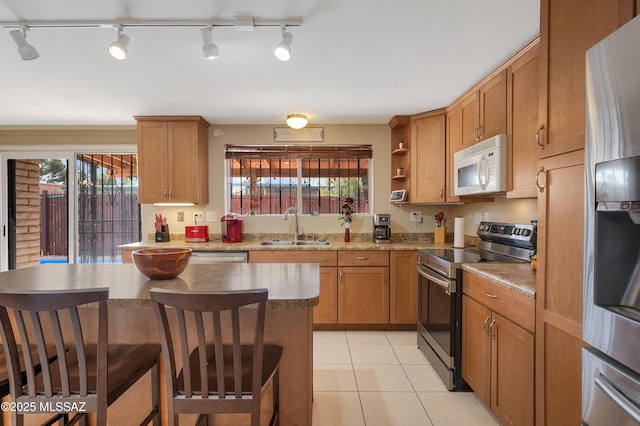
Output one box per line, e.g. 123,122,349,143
453,217,465,248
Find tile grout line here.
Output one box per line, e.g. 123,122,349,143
346,335,368,425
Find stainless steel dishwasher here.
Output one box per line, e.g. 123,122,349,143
190,250,248,263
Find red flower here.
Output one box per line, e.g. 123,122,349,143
339,198,355,225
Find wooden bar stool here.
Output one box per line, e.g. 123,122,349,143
0,288,161,426
150,288,282,426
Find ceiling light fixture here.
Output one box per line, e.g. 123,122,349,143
108,25,129,60
286,114,308,129
9,27,39,60
274,26,293,61
1,17,302,62
200,26,219,60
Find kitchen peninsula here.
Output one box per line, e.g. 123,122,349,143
0,263,319,425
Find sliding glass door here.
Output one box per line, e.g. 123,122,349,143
0,149,139,271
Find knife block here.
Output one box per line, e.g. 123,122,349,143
155,224,170,242
434,226,446,243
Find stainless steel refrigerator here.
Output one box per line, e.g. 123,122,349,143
584,14,640,425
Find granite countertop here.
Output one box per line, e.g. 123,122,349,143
118,236,445,252
0,264,319,309
461,263,537,299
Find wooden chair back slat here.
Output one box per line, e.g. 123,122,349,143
212,310,225,397
194,311,209,397
231,308,242,398
175,308,192,398
46,310,70,397
69,306,89,396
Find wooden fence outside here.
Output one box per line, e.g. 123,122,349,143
40,191,141,263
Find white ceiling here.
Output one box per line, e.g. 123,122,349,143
0,0,540,126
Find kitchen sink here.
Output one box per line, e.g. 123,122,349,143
259,240,331,246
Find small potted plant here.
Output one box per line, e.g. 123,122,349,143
396,166,404,176
398,139,405,150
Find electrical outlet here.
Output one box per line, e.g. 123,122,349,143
177,212,184,222
206,211,218,222
410,211,422,223
194,212,204,223
483,212,490,221
475,212,482,225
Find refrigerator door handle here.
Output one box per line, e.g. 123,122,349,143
595,373,640,423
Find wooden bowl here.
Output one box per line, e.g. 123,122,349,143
132,248,192,280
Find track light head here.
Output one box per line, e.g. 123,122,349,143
9,28,39,61
108,26,129,60
274,27,293,61
200,27,219,60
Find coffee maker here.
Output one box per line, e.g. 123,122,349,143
373,214,391,244
221,214,243,243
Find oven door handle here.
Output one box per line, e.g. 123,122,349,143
417,266,454,293
595,373,640,423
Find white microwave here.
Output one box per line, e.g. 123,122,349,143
454,134,507,196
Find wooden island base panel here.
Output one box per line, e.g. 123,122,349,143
0,263,319,426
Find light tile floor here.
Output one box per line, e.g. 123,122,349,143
312,331,500,426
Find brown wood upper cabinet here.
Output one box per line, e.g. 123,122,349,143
445,103,462,203
136,116,210,205
507,39,540,199
409,111,446,203
460,71,507,146
537,0,636,158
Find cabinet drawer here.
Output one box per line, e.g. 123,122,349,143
250,250,337,266
463,271,535,333
338,250,389,266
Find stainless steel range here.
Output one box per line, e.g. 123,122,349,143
416,221,536,391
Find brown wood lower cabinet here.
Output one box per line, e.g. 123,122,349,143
338,250,389,324
462,272,535,426
390,251,417,324
338,266,389,323
249,250,338,324
234,249,417,326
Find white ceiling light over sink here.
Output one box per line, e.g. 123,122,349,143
286,114,308,129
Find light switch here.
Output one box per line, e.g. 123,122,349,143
206,211,218,222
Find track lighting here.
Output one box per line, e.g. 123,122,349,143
200,27,219,60
108,25,129,60
9,27,39,60
286,114,308,129
1,17,302,61
274,26,293,61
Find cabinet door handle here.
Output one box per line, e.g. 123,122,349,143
168,188,173,199
478,124,484,141
440,188,444,199
339,269,343,282
163,188,167,199
536,167,546,193
357,256,369,261
484,292,498,299
482,316,490,336
489,319,496,340
536,124,545,149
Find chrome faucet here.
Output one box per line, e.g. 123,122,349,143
282,207,299,242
